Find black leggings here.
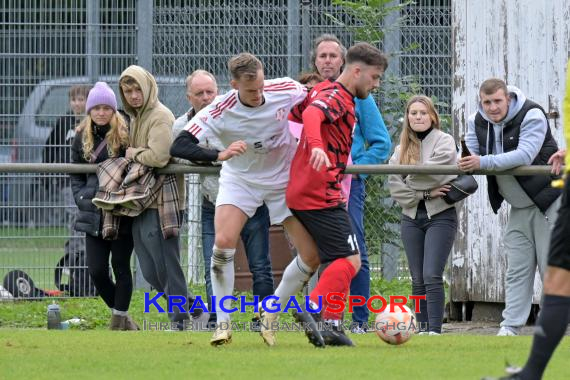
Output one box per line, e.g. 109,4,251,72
401,206,457,333
85,234,134,312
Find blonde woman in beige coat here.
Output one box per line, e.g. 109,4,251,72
388,95,457,335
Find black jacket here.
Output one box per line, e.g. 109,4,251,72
70,123,131,237
43,113,81,190
474,99,561,213
44,113,80,164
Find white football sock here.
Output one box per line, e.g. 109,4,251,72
211,245,236,323
273,256,313,310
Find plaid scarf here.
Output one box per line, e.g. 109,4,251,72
93,157,180,240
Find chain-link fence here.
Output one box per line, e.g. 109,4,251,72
0,0,451,299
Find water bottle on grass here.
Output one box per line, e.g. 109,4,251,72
47,301,62,330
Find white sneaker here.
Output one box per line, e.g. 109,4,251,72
210,323,232,346
428,332,441,336
350,325,367,334
497,326,520,336
259,302,279,346
481,363,522,380
505,364,523,375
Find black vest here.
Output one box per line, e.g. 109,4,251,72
474,99,561,214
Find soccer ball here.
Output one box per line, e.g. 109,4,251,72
374,304,416,345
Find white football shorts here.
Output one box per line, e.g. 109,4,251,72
216,176,292,225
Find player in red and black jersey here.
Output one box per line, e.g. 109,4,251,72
287,80,356,209
286,42,388,347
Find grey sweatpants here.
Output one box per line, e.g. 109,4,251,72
132,208,189,323
501,197,561,327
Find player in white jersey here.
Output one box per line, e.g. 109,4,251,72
186,78,302,190
170,53,321,347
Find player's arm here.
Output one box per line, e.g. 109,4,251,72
289,96,308,123
171,102,246,162
289,79,308,107
170,109,219,162
170,130,219,163
289,82,314,123
170,130,246,163
302,105,331,171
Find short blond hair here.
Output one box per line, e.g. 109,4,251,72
228,53,263,80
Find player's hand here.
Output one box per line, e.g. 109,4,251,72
458,155,480,172
430,185,451,198
309,147,331,171
547,149,566,175
218,140,247,161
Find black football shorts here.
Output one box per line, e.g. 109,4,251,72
291,205,359,264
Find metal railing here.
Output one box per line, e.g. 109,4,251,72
1,162,561,300
1,0,453,299
2,163,559,175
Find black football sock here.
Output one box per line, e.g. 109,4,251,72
519,295,570,380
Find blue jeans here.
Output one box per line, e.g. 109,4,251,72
201,198,273,319
348,177,370,326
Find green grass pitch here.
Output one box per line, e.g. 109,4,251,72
1,329,569,379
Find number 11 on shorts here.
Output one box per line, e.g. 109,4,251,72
347,234,359,252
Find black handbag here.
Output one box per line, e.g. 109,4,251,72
442,174,478,204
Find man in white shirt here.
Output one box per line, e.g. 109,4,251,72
171,53,320,346
172,69,274,328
